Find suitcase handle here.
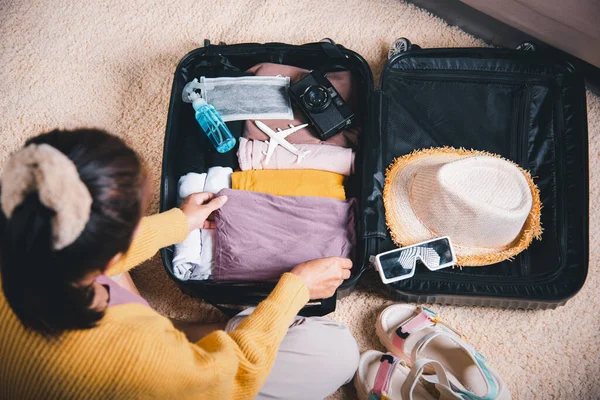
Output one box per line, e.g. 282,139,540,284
208,294,337,318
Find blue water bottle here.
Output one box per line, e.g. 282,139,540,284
183,78,236,153
191,97,236,153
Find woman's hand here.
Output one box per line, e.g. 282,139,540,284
180,192,228,232
290,257,352,299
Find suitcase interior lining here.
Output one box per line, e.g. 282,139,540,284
367,52,588,301
162,47,373,286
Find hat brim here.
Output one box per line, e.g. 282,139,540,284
383,147,543,266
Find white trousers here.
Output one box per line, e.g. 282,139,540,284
226,309,359,400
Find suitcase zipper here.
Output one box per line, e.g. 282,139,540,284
516,86,532,167
515,86,533,275
389,70,551,86
553,88,568,268
522,88,532,165
509,88,525,165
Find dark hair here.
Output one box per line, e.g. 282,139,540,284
0,129,145,337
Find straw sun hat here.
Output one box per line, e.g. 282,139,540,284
383,147,542,266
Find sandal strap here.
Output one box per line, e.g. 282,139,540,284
402,359,456,400
412,331,499,400
371,354,400,398
391,308,435,354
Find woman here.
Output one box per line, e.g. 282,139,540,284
0,129,359,399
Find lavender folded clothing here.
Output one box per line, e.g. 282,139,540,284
213,188,357,281
237,138,355,176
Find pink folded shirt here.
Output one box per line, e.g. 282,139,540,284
237,137,355,176
243,63,361,149
213,188,357,282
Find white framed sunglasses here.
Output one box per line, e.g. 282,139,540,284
374,237,457,284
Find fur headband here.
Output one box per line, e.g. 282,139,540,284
1,144,92,250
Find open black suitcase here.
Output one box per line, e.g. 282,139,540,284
160,39,588,315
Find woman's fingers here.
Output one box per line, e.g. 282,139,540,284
341,258,353,269
180,194,227,232
289,257,354,300
202,195,228,212
342,269,351,280
202,220,216,229
188,192,215,204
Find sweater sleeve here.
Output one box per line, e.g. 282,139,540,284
129,273,309,399
107,208,189,276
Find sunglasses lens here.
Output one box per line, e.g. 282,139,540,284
420,238,455,271
377,251,416,281
376,237,457,283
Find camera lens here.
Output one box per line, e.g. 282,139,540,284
302,85,331,112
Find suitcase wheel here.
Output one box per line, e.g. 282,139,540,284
516,41,537,51
389,38,412,59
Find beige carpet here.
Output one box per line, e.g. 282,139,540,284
1,1,599,398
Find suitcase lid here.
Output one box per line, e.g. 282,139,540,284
367,42,589,307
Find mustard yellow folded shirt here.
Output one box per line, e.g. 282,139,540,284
231,169,346,200
0,208,310,400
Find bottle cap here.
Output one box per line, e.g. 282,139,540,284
182,78,203,103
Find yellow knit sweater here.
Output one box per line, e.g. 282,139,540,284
0,208,310,399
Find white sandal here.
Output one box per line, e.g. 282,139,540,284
376,305,510,400
355,350,456,400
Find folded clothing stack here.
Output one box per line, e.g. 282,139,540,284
213,188,357,281
173,62,361,283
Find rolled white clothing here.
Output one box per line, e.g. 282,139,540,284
204,166,233,194
173,172,207,280
172,229,203,280
237,138,355,176
188,166,234,280
199,229,214,275
177,172,207,202
174,166,233,281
